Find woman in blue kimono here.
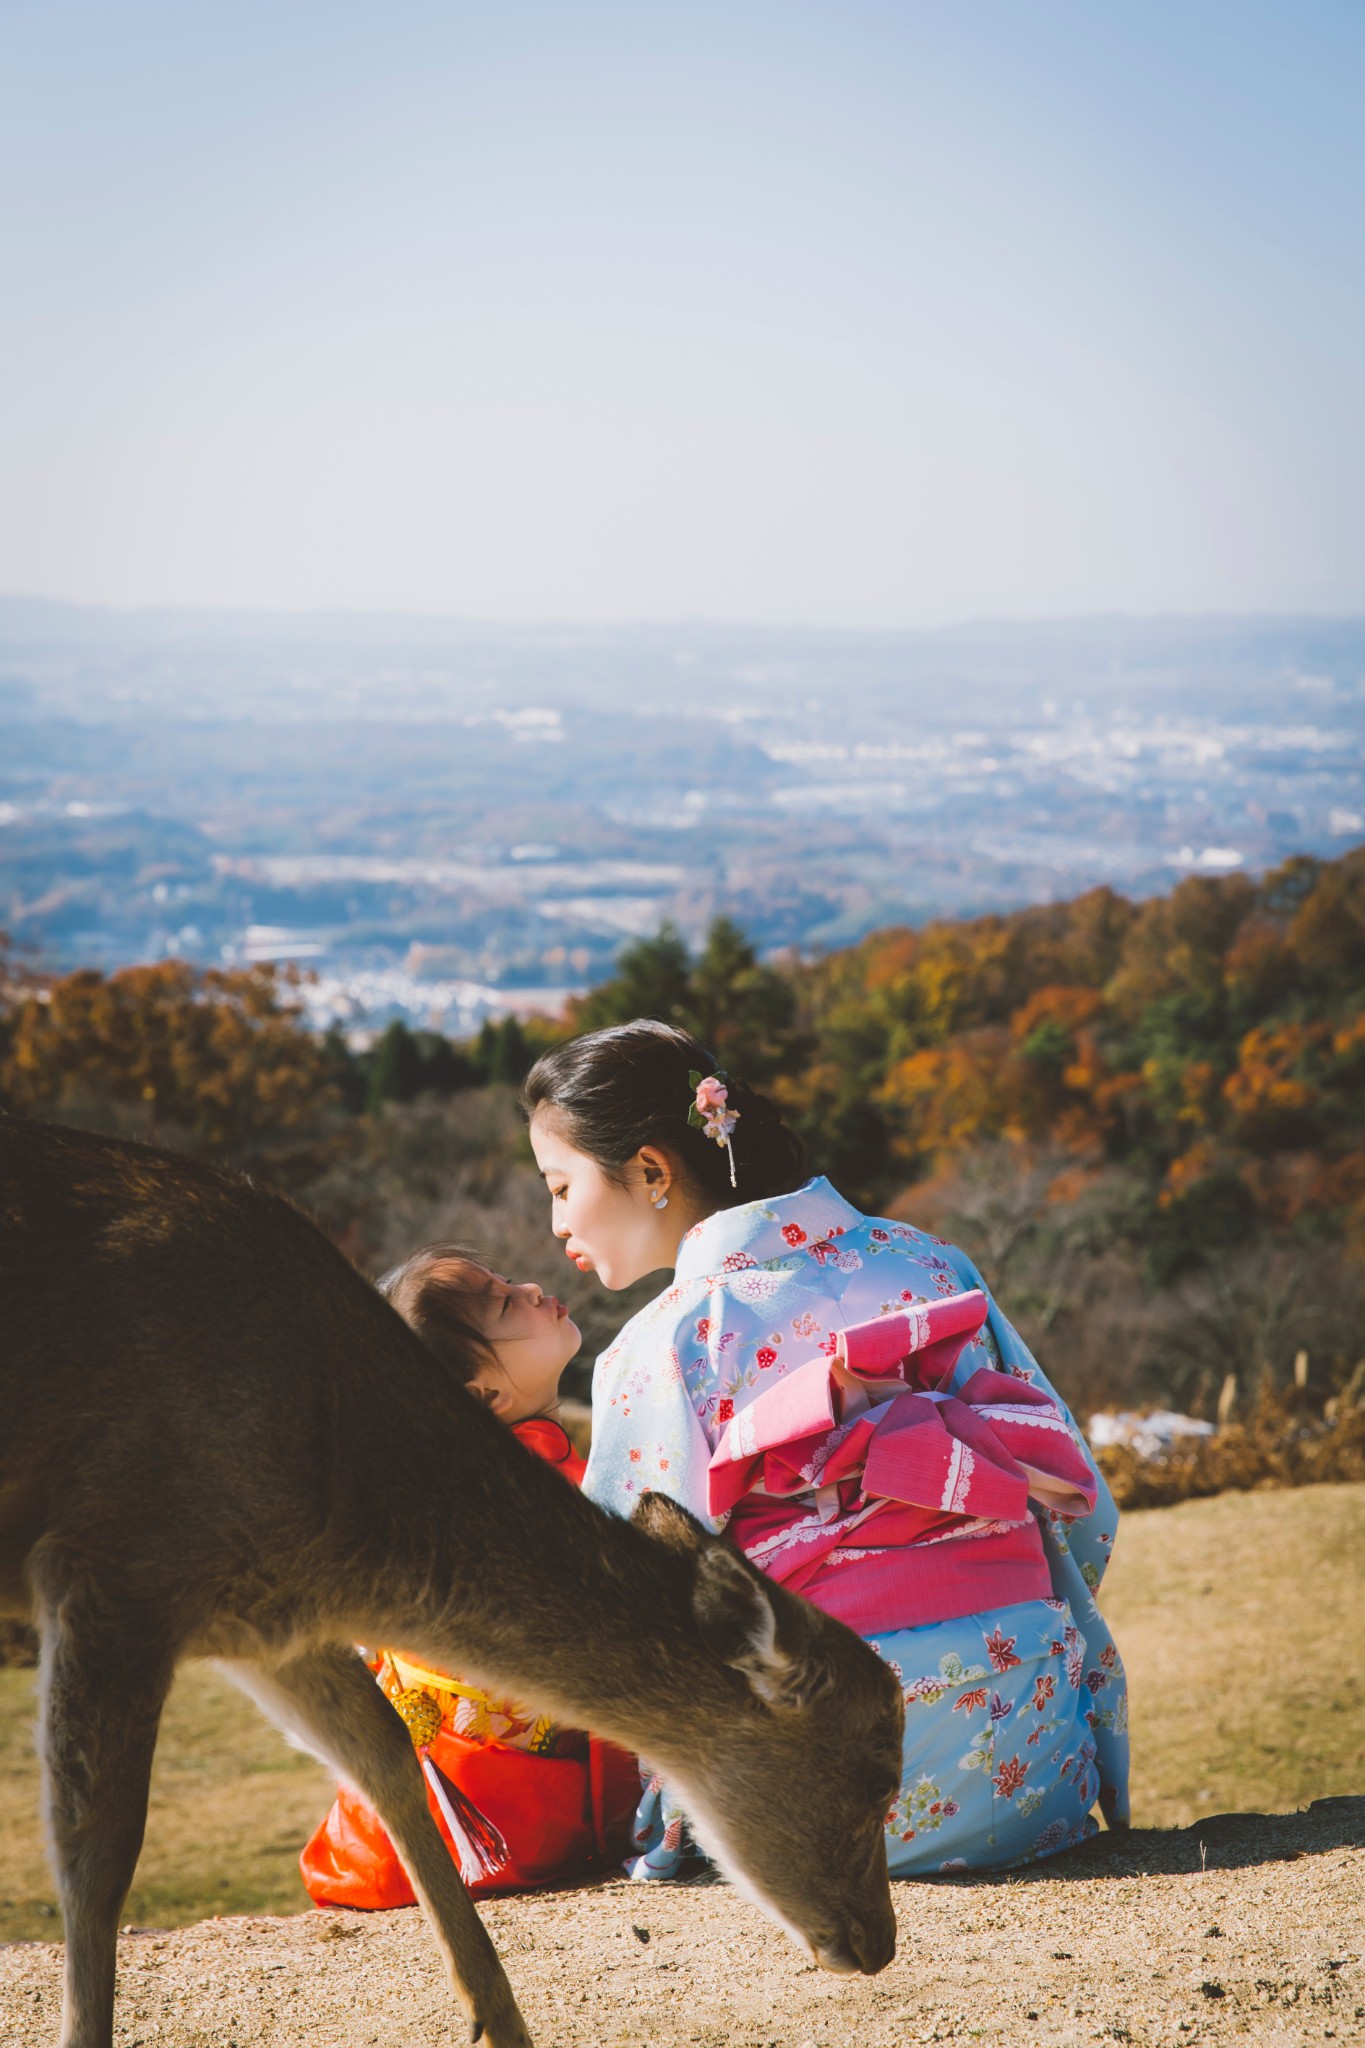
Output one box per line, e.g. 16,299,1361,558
523,1019,1129,1880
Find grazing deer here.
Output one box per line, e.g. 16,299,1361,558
0,1115,903,2048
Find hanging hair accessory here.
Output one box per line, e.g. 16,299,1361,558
688,1069,739,1188
392,1686,510,1884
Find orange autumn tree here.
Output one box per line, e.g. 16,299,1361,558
768,848,1365,1232
878,1027,1011,1169
1222,1021,1324,1151
0,960,337,1152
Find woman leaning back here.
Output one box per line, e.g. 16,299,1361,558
523,1020,1129,1879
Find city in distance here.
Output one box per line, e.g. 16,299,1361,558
2,600,1362,1037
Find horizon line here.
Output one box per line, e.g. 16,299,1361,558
3,589,1365,642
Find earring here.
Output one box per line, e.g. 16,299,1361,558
650,1188,669,1210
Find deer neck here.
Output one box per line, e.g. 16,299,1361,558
325,1439,744,1768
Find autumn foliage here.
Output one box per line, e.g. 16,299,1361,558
3,846,1363,1425
0,958,339,1153
773,848,1365,1258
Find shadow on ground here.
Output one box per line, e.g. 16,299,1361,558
1007,1793,1364,1881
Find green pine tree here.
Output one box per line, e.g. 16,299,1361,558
692,915,802,1082
366,1019,425,1111
489,1013,530,1086
573,922,697,1032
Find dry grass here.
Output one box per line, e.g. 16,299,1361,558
1100,1480,1365,1828
1,1483,1360,1944
0,1664,333,1944
1096,1387,1365,1509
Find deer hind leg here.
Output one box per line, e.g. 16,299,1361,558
37,1605,173,2048
220,1643,533,2048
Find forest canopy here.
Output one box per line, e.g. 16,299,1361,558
3,845,1362,1419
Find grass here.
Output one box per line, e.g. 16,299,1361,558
0,1663,334,1944
1099,1478,1365,1829
1,1482,1361,1944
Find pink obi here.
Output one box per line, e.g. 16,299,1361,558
708,1291,1097,1635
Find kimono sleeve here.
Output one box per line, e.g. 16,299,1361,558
939,1244,1120,1600
581,1302,723,1533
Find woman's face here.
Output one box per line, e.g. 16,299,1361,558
528,1110,686,1291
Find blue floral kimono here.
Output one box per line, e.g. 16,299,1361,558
583,1177,1129,1879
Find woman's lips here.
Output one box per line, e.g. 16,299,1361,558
566,1248,590,1271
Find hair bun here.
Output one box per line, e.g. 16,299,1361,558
523,1021,807,1210
727,1077,805,1190
728,1075,780,1123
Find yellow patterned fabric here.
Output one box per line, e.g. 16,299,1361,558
376,1650,571,1758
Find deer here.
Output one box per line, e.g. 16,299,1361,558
0,1113,904,2048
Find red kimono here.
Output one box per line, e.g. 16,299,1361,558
300,1417,638,1908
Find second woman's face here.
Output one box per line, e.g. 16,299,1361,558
528,1111,678,1291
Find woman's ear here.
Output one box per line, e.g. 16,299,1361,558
637,1145,674,1199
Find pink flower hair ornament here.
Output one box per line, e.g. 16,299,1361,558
688,1068,739,1187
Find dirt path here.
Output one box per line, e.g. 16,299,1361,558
3,1800,1361,2047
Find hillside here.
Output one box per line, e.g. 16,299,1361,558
3,843,1364,1415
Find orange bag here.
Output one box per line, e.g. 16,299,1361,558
300,1726,640,1907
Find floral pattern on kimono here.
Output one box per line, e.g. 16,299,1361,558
584,1177,1129,1880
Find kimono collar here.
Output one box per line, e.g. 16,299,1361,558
672,1176,864,1286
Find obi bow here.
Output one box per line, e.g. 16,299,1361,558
707,1290,1096,1532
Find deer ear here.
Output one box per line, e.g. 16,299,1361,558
631,1490,710,1554
692,1544,831,1711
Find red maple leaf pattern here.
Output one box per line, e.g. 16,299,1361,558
984,1626,1022,1673
992,1755,1028,1800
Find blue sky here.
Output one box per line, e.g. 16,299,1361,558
1,0,1361,625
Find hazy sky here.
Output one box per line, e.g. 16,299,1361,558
1,1,1361,626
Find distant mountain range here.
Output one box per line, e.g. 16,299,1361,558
3,599,1362,1036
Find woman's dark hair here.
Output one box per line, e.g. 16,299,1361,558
521,1020,807,1210
377,1242,499,1383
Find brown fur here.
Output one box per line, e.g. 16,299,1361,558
0,1114,903,2048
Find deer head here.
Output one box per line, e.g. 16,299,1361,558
630,1492,903,1975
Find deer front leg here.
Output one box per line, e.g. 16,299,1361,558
221,1644,533,2048
37,1608,172,2048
